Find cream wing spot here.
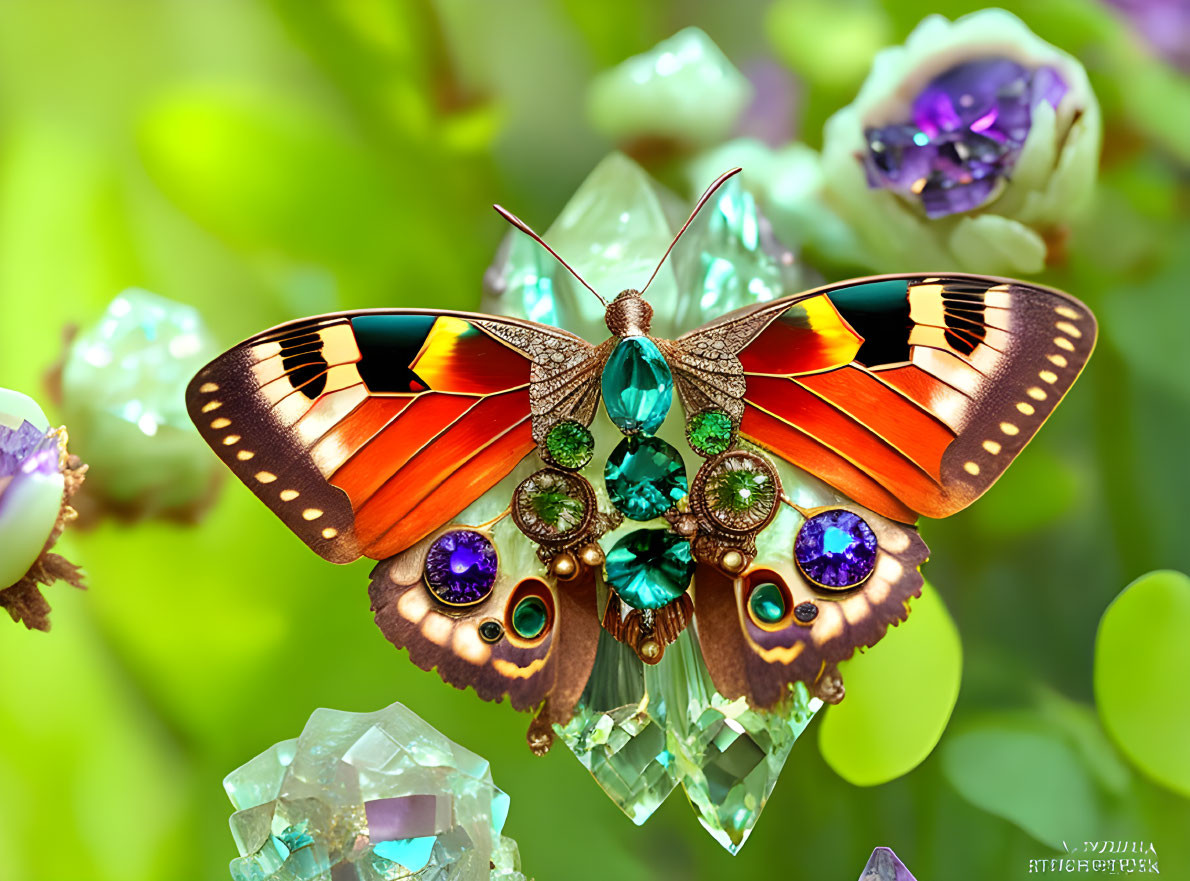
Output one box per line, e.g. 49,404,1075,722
1055,337,1075,352
199,382,220,393
255,471,277,483
421,614,453,646
236,450,255,461
222,434,241,445
1055,321,1082,339
211,417,231,429
321,527,338,539
1039,370,1058,384
1017,402,1036,416
302,508,323,521
201,400,222,413
1000,422,1020,436
279,489,299,501
1027,387,1047,401
396,588,430,623
983,440,1001,454
1055,305,1080,320
964,461,980,475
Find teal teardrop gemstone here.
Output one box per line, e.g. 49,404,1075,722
601,336,673,435
604,435,688,521
748,582,786,624
605,529,695,610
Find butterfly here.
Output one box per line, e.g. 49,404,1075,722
187,168,1096,754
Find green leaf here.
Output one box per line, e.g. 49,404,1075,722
1095,570,1190,796
941,715,1098,849
969,446,1084,539
818,581,961,785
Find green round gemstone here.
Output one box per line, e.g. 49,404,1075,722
511,596,549,639
605,435,688,521
686,410,733,456
530,490,584,531
544,421,594,470
710,468,774,513
748,582,786,624
605,528,695,610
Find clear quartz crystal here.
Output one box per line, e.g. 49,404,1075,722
557,630,820,853
225,703,526,881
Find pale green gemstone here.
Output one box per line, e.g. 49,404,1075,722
588,27,753,147
60,289,218,514
556,631,820,852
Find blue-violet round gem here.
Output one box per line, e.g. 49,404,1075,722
605,529,695,610
604,435,688,521
863,58,1067,218
423,530,498,605
794,510,878,589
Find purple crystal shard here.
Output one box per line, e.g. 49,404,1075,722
423,530,498,605
795,510,878,589
858,846,917,881
0,420,52,478
863,57,1068,218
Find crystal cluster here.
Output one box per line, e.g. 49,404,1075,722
557,632,820,853
57,289,219,520
224,702,526,881
863,58,1067,217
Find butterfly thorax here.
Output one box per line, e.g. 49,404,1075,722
604,289,652,338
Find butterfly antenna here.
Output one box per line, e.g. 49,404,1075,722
493,204,608,307
640,167,742,295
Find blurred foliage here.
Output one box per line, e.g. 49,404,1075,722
818,582,962,787
0,1,1186,880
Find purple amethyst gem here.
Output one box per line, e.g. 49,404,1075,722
863,57,1068,218
859,847,917,881
423,530,498,605
795,510,878,589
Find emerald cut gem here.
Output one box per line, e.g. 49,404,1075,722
556,631,821,854
605,529,695,610
748,582,786,624
602,336,673,435
511,595,549,639
686,409,733,456
605,435,687,521
544,420,594,469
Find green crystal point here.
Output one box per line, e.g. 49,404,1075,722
557,631,821,852
602,336,674,435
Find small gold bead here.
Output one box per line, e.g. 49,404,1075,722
551,552,577,580
638,639,661,661
721,550,745,573
579,544,604,567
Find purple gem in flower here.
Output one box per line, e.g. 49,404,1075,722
863,57,1068,218
423,530,498,605
794,510,878,589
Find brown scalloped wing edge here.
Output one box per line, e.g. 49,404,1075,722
694,520,929,708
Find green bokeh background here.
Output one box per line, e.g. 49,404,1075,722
1,1,1187,879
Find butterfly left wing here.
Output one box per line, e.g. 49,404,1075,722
187,309,602,563
368,516,601,754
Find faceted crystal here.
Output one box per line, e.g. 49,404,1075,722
543,420,594,470
863,58,1068,218
604,435,687,521
423,531,498,605
859,847,918,881
224,702,526,881
795,510,878,588
605,529,695,610
685,409,733,456
556,632,820,853
602,337,674,435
